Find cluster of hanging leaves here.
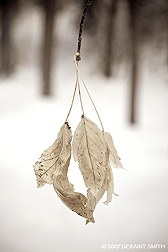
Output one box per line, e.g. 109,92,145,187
34,0,124,223
33,114,123,224
33,48,123,223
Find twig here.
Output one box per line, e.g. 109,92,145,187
76,0,93,62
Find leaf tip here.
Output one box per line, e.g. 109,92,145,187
85,217,95,225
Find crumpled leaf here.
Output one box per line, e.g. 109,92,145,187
53,181,95,223
72,116,107,196
53,123,95,223
33,124,69,188
104,132,123,169
34,122,94,223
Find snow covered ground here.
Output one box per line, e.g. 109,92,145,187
0,5,168,252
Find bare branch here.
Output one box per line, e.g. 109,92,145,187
76,0,93,61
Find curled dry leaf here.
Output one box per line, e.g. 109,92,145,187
53,123,94,223
33,124,68,188
34,123,94,223
72,117,107,196
104,132,123,169
53,181,95,223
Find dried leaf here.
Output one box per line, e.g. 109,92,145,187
34,122,94,222
72,117,107,196
72,117,118,224
52,123,94,223
104,132,123,169
53,180,95,223
33,123,71,188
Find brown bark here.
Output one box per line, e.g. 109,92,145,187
128,0,139,124
0,3,13,76
104,0,117,77
42,0,56,95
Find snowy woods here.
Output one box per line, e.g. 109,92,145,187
0,0,168,252
0,0,167,124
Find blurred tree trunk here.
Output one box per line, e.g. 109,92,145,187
42,0,56,95
128,0,140,124
167,0,168,66
103,0,117,77
0,1,13,76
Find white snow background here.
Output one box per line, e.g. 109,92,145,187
0,4,168,252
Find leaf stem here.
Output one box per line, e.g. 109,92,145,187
65,80,78,122
75,62,104,133
76,61,85,116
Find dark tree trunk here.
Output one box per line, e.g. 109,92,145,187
0,2,13,76
167,0,168,66
128,0,139,124
104,0,117,77
42,0,56,95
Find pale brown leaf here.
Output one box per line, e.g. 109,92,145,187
33,123,71,188
34,122,94,222
53,180,95,223
52,124,95,223
72,117,107,196
104,132,123,169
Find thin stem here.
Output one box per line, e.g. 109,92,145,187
82,76,104,132
76,62,85,116
75,62,104,132
76,0,92,61
65,80,78,122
